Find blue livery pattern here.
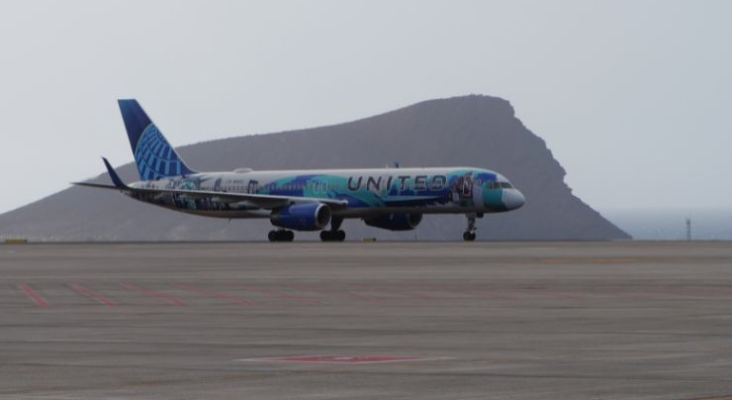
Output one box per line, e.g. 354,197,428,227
134,124,195,180
118,99,196,180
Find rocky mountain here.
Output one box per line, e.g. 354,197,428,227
0,95,630,241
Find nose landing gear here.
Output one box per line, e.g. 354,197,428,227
463,213,477,241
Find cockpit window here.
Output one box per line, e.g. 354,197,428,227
500,182,512,189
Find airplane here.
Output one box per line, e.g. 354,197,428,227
75,99,525,242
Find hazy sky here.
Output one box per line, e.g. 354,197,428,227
1,0,730,214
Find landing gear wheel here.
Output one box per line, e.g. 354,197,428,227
320,217,346,242
463,213,477,242
320,230,346,242
269,230,294,242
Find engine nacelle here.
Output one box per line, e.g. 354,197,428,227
270,203,331,231
363,213,423,231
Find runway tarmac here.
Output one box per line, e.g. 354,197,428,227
1,241,732,399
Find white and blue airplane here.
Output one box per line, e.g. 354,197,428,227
76,100,525,242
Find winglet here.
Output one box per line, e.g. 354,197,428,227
102,157,128,188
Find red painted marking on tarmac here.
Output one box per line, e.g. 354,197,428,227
120,283,187,306
351,284,445,300
412,285,516,301
247,355,420,364
694,285,732,297
286,283,386,303
663,285,732,298
675,285,712,297
469,285,582,301
618,285,681,300
17,283,49,308
536,289,585,300
233,284,322,305
606,286,656,299
465,285,521,300
642,285,721,299
68,283,116,307
176,284,254,305
573,286,619,299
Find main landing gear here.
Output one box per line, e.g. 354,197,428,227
268,229,294,242
320,216,346,242
463,213,478,242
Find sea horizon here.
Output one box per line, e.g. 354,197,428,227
600,207,732,241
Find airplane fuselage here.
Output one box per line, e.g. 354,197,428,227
128,167,525,219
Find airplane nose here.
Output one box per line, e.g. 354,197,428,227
503,189,525,210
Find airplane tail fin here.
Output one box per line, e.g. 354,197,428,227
118,99,196,180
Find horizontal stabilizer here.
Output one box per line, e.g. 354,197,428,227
72,158,129,191
102,157,127,188
73,182,126,191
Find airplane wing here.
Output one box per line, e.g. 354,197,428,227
74,182,445,208
74,181,349,209
73,158,349,210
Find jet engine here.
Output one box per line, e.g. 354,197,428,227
363,213,423,231
270,203,331,231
